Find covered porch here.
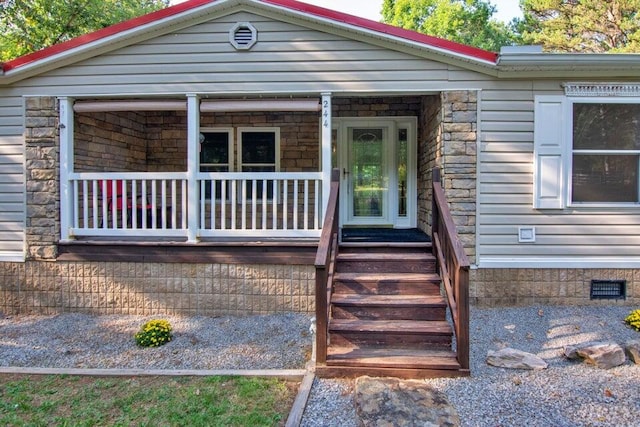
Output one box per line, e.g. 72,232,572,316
59,94,334,242
57,93,441,244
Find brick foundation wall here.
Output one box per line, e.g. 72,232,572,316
0,261,315,315
472,268,640,306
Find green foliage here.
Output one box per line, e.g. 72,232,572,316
518,0,640,52
625,309,640,331
0,0,170,61
0,375,294,426
134,319,173,347
381,0,520,52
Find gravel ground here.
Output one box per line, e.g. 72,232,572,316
429,305,640,427
1,305,639,426
0,312,313,370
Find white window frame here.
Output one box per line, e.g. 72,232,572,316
198,127,234,202
567,97,640,208
199,127,234,172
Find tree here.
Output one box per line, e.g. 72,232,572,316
519,0,640,52
0,0,170,61
381,0,519,52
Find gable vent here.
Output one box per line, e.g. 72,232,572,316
230,22,257,50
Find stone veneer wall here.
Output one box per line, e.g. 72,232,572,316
25,97,59,260
418,91,477,262
472,268,640,306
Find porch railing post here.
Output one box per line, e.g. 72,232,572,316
432,167,441,257
186,93,200,243
59,97,74,241
321,92,332,218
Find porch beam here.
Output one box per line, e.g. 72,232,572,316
59,97,74,241
200,99,320,112
321,93,332,217
187,94,200,243
73,100,187,112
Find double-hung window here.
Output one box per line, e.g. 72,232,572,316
199,128,233,200
571,102,640,204
534,88,640,209
199,127,280,200
238,127,280,199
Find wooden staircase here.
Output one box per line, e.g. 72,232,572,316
315,242,469,378
314,168,470,379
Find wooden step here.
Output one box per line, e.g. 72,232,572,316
333,272,441,295
329,319,452,349
331,294,447,320
326,347,461,370
339,242,431,253
315,365,469,379
336,252,436,274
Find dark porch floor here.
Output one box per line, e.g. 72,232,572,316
341,228,431,243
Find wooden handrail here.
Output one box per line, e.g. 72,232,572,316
314,168,340,364
432,167,470,370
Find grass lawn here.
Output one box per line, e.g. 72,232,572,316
0,374,298,426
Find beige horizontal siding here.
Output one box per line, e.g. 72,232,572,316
0,93,25,260
18,11,482,95
478,85,640,266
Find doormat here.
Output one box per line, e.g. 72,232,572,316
341,228,431,243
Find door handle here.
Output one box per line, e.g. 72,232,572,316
343,168,349,178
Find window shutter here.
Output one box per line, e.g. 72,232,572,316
533,95,566,209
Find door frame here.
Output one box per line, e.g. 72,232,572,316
333,117,417,228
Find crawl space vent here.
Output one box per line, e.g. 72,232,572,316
230,22,257,50
590,280,626,300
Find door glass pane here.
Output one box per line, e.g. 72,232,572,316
397,128,408,217
351,128,386,217
572,154,638,202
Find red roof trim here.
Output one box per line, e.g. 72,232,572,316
3,0,498,73
2,0,212,72
262,0,498,63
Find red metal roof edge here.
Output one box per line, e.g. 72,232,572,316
2,0,212,72
2,0,498,73
262,0,498,63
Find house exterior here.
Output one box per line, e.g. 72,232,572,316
1,0,639,315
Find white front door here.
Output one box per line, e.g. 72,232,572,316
336,118,417,228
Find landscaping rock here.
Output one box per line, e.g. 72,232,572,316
354,376,460,427
564,342,626,369
486,348,548,370
626,340,640,364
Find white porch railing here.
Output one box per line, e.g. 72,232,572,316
65,172,323,239
68,172,188,237
198,172,323,237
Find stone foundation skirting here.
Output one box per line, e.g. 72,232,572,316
0,261,315,315
471,268,640,306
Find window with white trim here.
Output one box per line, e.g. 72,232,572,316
533,86,640,209
571,102,640,204
199,128,233,200
238,127,280,199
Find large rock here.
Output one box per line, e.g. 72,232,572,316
354,376,460,427
486,348,548,370
564,342,626,369
626,340,640,364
